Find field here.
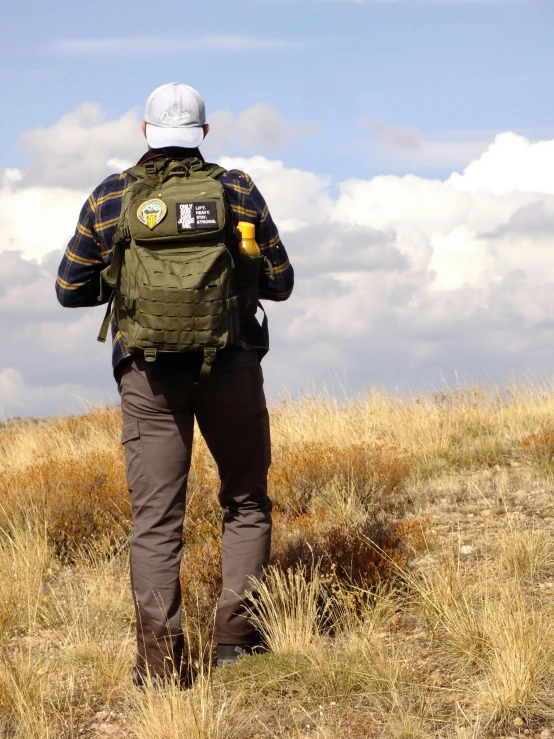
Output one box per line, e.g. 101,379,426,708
2,382,554,738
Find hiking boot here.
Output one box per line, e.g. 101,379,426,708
216,643,263,667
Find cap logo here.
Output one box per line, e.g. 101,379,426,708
160,110,191,125
137,199,167,230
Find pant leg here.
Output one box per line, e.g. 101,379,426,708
118,357,195,677
193,352,272,645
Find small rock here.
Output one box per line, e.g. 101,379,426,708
460,545,474,555
514,717,524,727
541,730,551,738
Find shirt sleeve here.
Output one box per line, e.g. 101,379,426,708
55,186,106,308
228,171,294,302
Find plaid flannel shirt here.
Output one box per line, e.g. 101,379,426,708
56,147,294,372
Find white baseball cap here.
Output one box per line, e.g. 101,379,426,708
144,82,206,149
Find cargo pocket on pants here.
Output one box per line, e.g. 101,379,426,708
254,408,271,469
121,418,148,491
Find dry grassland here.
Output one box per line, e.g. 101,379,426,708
2,382,554,737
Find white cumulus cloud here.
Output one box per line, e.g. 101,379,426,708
205,104,320,155
222,133,554,392
17,103,145,189
2,109,554,415
449,132,554,195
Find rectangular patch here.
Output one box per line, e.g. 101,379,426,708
176,202,219,232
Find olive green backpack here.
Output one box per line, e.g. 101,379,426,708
97,158,264,379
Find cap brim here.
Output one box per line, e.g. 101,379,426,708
146,123,204,149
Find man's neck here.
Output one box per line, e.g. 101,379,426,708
138,146,204,164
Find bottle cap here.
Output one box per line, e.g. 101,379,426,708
237,221,255,240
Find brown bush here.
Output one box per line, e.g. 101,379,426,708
173,511,419,661
179,518,221,659
269,442,411,515
179,443,223,652
180,521,222,603
272,513,415,591
0,449,131,559
521,428,554,465
184,454,221,533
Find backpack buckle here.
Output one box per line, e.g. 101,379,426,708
113,226,131,246
204,347,217,365
144,348,157,363
198,347,217,382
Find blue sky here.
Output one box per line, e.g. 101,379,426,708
2,0,554,415
2,0,553,181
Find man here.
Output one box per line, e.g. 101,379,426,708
56,82,294,686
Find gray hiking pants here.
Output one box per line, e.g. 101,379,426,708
117,349,272,678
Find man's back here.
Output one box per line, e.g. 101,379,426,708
56,148,294,372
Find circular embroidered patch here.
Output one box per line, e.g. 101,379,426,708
137,199,167,230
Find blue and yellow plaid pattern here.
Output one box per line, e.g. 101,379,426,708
56,148,294,371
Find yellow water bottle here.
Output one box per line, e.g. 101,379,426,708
237,221,260,258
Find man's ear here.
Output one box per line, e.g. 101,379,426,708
141,121,147,138
203,124,210,139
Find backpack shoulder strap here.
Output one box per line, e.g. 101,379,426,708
210,166,227,180
125,158,227,181
124,164,147,180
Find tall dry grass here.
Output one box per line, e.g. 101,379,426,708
2,381,554,736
